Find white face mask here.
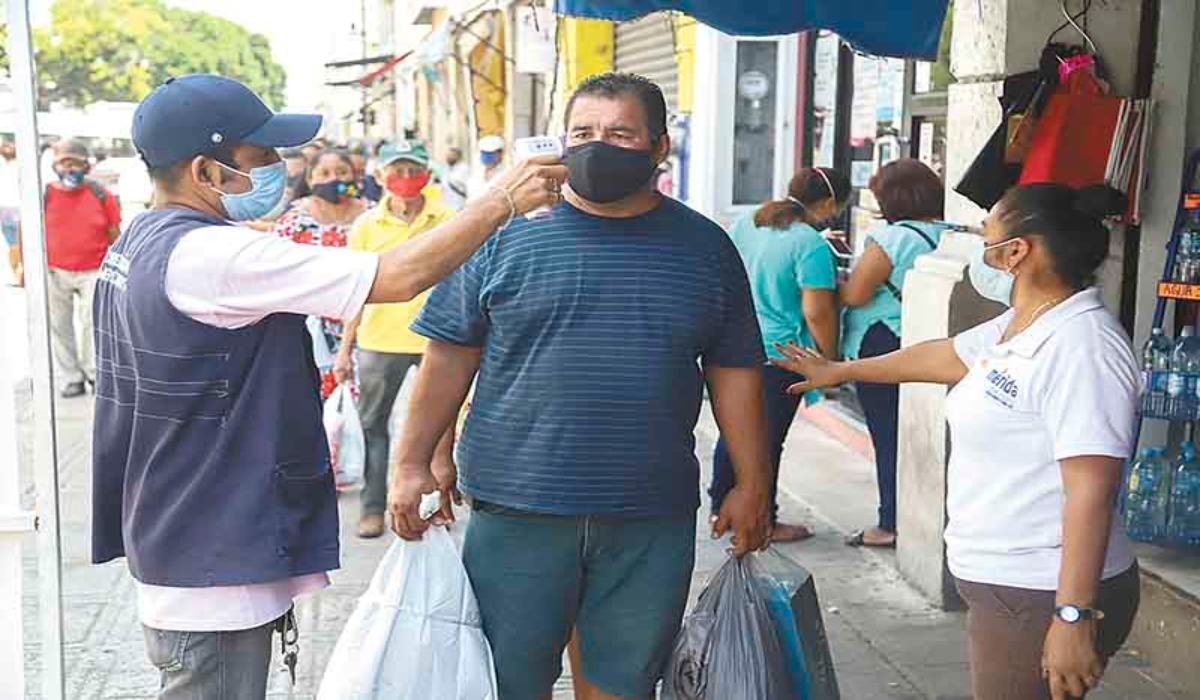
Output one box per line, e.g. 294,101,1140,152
968,238,1020,306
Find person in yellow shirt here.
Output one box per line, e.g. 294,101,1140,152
334,139,457,538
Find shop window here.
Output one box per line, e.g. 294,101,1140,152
732,41,779,206
811,31,841,169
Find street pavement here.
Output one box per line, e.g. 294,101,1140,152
8,281,1188,698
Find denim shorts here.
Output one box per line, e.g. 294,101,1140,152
463,500,697,700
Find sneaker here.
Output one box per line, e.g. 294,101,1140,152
60,382,85,399
357,513,386,539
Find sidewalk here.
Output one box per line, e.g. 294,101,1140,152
14,378,1188,698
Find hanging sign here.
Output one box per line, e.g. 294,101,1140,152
516,6,556,74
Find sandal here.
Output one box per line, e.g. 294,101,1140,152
770,523,815,543
845,529,897,548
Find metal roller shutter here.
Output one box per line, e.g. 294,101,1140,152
614,13,679,115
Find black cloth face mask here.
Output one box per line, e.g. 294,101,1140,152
565,141,659,204
311,180,359,204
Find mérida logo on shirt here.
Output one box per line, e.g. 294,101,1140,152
985,367,1019,404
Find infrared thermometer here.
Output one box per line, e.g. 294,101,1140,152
514,135,565,160
513,136,566,218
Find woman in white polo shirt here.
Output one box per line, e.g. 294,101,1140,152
773,183,1139,700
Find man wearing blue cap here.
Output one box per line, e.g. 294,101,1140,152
90,74,565,698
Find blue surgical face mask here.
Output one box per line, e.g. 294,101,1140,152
968,238,1019,306
212,161,288,221
57,170,85,190
480,151,501,167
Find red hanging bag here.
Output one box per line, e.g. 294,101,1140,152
1018,56,1123,189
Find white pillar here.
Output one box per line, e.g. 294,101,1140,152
896,234,1004,608
6,1,66,697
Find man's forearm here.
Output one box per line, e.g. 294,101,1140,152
433,423,456,464
706,365,771,489
340,313,361,351
394,341,480,472
369,191,510,304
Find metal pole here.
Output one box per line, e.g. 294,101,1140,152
6,2,67,699
361,0,369,138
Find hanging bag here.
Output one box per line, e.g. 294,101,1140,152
1018,56,1123,189
317,494,498,699
322,383,365,487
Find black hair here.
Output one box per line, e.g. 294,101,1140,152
996,183,1127,290
754,167,852,230
306,149,355,183
146,142,240,189
564,72,668,143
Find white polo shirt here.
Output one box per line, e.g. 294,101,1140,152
945,288,1138,591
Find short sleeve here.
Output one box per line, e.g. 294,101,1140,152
1036,324,1139,461
102,188,121,229
410,240,494,347
864,225,900,266
703,235,766,367
166,226,379,329
796,238,837,290
952,312,1010,367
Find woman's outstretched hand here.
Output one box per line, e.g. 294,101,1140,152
770,342,846,395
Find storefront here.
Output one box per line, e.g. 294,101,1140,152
687,27,800,225
800,14,954,248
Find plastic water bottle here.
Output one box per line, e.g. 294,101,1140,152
1125,447,1170,541
1142,328,1173,417
1168,446,1200,546
1168,327,1200,419
1177,229,1198,282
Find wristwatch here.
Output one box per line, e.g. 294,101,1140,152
1055,604,1105,624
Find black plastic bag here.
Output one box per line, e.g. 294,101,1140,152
663,553,795,700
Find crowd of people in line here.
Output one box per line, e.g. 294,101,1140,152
2,68,1144,700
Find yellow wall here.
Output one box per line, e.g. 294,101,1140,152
559,17,614,92
674,15,697,115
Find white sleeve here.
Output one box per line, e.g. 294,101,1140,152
952,311,1009,367
166,226,380,330
1036,323,1139,461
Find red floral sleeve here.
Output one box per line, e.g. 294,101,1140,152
271,207,301,241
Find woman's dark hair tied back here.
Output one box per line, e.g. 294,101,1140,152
998,183,1127,290
1073,184,1128,221
754,167,851,230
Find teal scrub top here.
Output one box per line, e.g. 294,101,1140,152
842,220,949,359
725,213,838,361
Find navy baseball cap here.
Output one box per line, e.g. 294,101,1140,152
132,74,322,168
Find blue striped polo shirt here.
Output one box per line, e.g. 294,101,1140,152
412,197,764,516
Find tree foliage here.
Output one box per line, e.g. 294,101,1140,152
6,0,286,108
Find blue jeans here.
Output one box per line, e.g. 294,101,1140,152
463,500,696,700
142,619,277,699
710,364,803,523
856,322,900,532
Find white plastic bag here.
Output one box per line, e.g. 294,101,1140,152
317,524,498,700
322,384,364,487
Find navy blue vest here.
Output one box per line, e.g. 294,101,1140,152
91,207,340,586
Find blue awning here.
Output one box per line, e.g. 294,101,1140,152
553,0,950,60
